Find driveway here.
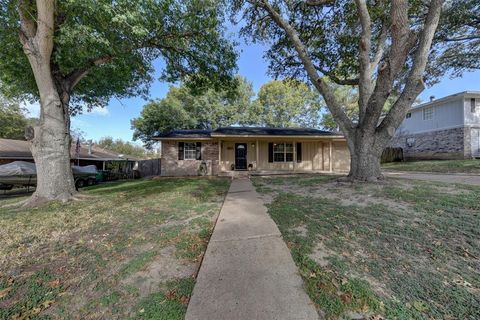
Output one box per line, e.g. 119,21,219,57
186,178,319,320
384,171,480,186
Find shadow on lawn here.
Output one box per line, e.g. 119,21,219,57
253,176,480,320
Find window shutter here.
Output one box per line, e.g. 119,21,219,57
268,143,273,163
196,142,202,160
296,143,302,162
178,142,184,160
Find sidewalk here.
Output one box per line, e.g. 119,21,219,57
186,178,319,320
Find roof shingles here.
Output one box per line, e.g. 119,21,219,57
155,126,339,138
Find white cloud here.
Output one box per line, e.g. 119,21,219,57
19,102,109,117
87,106,109,116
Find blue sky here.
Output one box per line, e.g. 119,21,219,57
26,33,480,145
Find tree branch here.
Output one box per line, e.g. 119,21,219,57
441,34,480,42
378,0,444,139
18,0,37,46
253,0,354,135
34,0,55,57
305,0,335,6
316,65,359,85
354,0,373,123
371,22,388,71
65,55,114,90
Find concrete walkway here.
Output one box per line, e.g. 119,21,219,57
186,179,319,320
384,171,480,186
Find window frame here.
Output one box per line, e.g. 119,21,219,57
273,142,294,163
183,142,197,160
423,107,433,120
471,98,476,113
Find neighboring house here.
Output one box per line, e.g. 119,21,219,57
0,138,138,171
154,127,350,176
390,91,480,160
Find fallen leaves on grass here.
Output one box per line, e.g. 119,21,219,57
0,287,12,299
11,299,55,320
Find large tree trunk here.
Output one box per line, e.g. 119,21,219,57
345,129,389,182
27,62,77,205
19,0,77,206
30,87,76,204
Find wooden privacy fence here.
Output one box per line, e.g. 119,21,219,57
381,147,404,163
135,159,161,177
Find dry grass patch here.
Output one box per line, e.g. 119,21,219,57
0,177,230,319
253,175,480,319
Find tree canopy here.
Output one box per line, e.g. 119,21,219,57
0,0,238,112
0,0,238,204
132,77,330,147
233,1,479,88
251,80,323,128
131,76,255,147
0,96,28,140
96,137,156,159
231,0,479,181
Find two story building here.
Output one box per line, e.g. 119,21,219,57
391,91,480,160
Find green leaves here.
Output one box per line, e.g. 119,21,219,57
0,0,238,111
131,76,254,147
254,80,323,128
0,96,30,140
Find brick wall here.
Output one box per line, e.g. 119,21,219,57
390,126,471,160
161,141,219,176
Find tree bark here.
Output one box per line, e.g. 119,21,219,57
19,0,77,206
346,130,388,181
253,0,443,182
24,57,77,205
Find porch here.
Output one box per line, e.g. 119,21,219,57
217,138,350,174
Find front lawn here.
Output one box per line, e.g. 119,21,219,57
0,177,230,319
252,175,480,319
382,159,480,174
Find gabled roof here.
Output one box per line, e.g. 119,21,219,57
155,129,212,138
410,91,480,111
212,126,337,136
0,138,138,161
154,126,342,139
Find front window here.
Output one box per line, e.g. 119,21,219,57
423,107,433,120
184,142,197,160
273,143,294,162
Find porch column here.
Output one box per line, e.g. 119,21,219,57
255,139,259,171
293,141,296,172
218,140,222,171
329,141,333,172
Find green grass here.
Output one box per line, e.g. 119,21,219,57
131,278,195,320
382,159,480,173
0,177,230,319
253,176,480,319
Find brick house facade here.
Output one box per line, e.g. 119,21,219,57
161,140,220,176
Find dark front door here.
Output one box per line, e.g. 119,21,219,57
235,143,247,170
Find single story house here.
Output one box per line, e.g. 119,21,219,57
154,127,350,176
390,91,480,160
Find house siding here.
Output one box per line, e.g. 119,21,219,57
391,93,480,160
161,141,219,176
161,138,350,176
